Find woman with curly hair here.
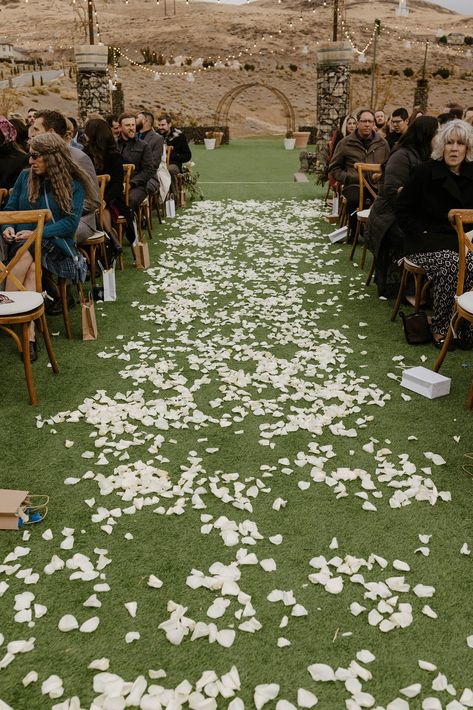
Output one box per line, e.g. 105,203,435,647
1,132,95,359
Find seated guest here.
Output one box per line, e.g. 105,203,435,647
117,113,154,241
442,102,463,120
67,116,84,149
105,113,121,140
387,108,409,149
395,119,473,348
8,116,29,151
83,117,124,236
365,116,439,297
156,113,192,197
1,133,93,360
136,110,165,195
0,116,29,190
32,110,101,244
375,109,387,133
328,109,390,239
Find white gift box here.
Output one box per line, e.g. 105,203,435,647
328,225,348,243
401,366,451,399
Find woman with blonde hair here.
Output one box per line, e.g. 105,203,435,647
1,132,94,359
396,119,473,347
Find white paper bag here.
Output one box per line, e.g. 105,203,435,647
331,196,339,216
103,263,116,302
165,198,176,218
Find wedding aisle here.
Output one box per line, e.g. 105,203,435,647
1,142,472,709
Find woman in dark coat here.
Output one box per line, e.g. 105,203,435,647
395,119,473,346
83,117,124,234
364,116,439,297
0,116,29,190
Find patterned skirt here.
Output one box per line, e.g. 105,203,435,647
41,240,87,283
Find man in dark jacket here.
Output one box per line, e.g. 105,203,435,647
136,111,164,195
328,108,390,239
117,113,154,213
157,114,191,198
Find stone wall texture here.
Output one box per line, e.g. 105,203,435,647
76,70,111,123
316,62,350,148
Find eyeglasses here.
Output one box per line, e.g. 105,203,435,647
358,119,374,124
391,119,405,125
29,151,42,160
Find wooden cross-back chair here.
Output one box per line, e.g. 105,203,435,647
79,174,110,288
116,163,135,271
0,209,58,404
434,209,473,409
349,163,381,274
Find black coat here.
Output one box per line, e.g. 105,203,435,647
163,128,191,170
0,143,29,190
102,152,124,206
117,136,154,190
395,159,473,255
365,145,422,258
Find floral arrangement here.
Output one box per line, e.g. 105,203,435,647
181,161,204,202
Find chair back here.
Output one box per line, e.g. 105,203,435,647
354,162,381,211
96,174,110,230
0,188,8,209
0,209,50,292
448,208,473,295
123,164,135,207
166,145,173,167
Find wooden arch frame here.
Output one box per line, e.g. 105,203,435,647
215,83,296,134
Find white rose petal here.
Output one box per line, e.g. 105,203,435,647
58,614,78,632
297,688,318,708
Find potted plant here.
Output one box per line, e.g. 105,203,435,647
204,130,216,150
284,130,296,150
293,130,311,148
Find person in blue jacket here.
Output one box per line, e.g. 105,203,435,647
1,132,95,359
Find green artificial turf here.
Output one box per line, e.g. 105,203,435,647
1,138,473,709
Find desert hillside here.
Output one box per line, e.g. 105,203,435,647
1,0,473,134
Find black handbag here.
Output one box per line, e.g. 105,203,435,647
399,311,432,345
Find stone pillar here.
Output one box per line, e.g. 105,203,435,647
75,45,110,123
413,79,429,113
112,80,125,117
316,41,353,149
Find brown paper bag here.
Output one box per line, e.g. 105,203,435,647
81,294,98,340
133,240,150,269
0,489,28,530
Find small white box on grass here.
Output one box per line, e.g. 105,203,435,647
328,225,348,243
401,366,451,399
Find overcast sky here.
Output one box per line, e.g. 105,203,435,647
426,0,472,13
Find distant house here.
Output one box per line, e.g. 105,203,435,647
447,33,465,46
0,43,31,62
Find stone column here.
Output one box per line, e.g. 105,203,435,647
316,41,353,149
75,45,110,123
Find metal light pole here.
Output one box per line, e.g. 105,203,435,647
369,19,381,109
332,0,339,41
87,0,95,44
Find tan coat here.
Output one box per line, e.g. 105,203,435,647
328,131,390,187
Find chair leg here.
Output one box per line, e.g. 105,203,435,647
90,244,97,288
21,321,37,405
391,268,409,321
414,273,423,313
59,278,72,340
349,221,360,262
40,313,59,374
466,379,473,410
146,205,152,240
117,223,124,271
365,256,375,287
433,314,461,372
359,244,367,270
